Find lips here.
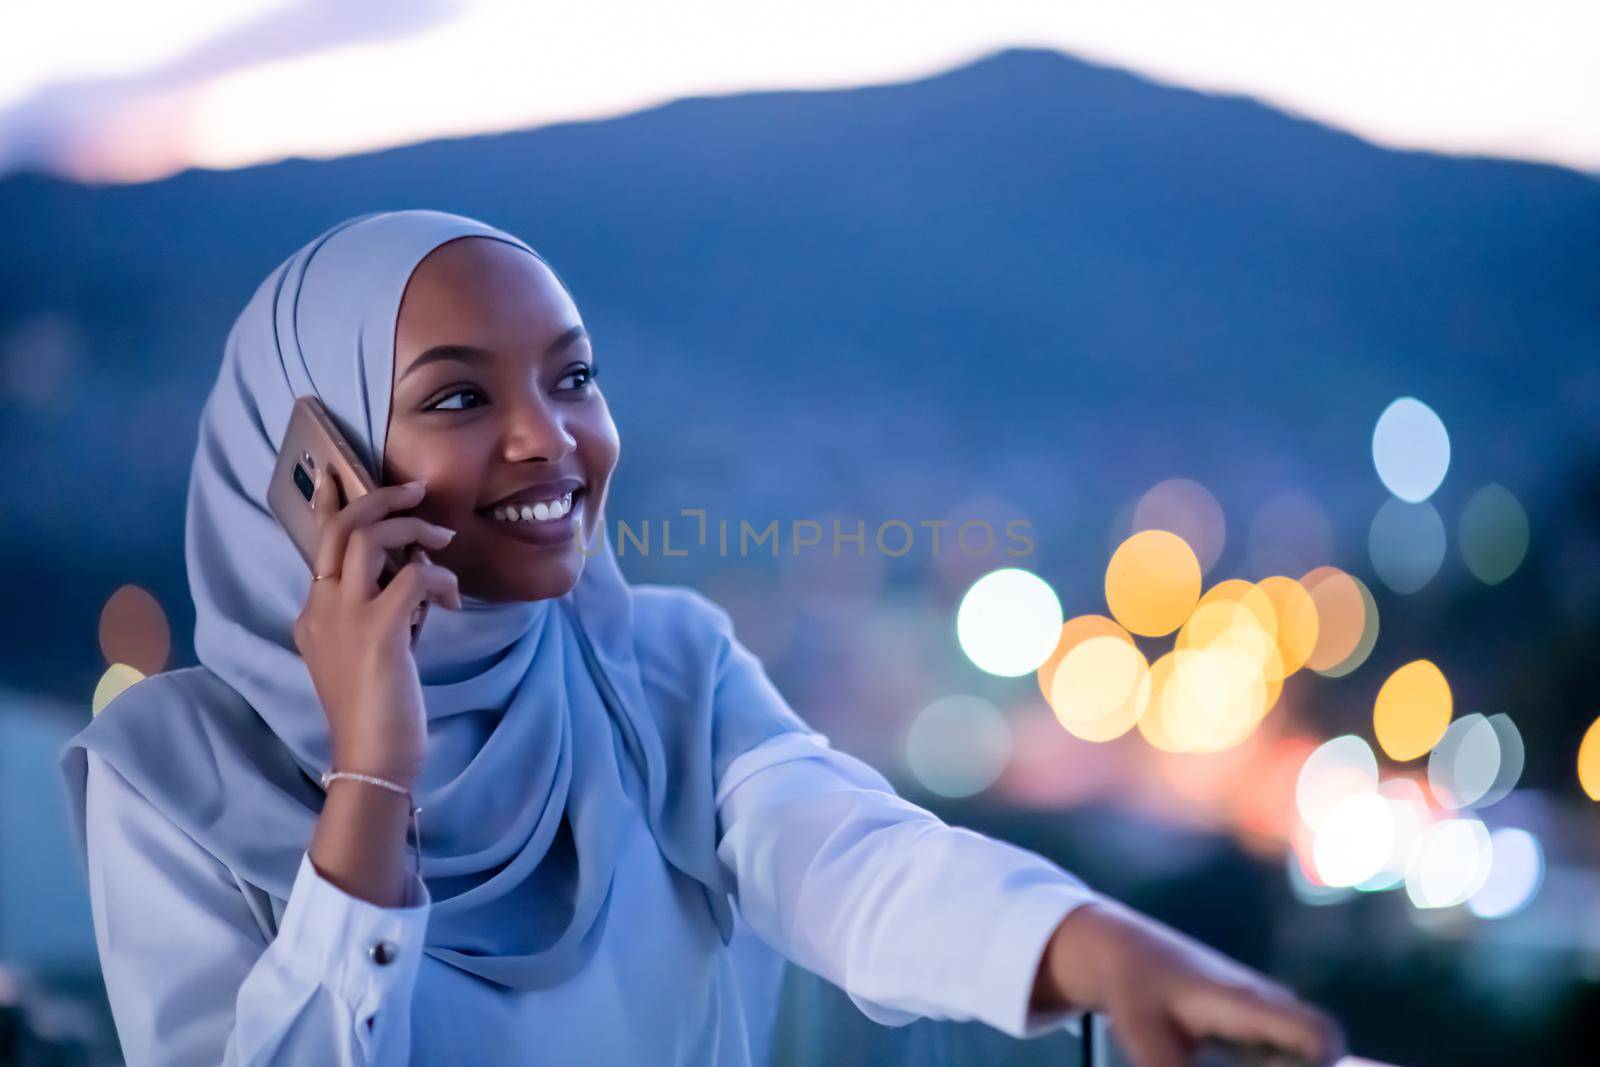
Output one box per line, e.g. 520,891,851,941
476,477,586,514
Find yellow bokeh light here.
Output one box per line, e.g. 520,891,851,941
1578,716,1600,801
1158,647,1269,753
1138,652,1186,753
1037,614,1135,705
1257,575,1319,677
1374,659,1453,761
1048,635,1152,743
1105,530,1201,638
92,662,145,717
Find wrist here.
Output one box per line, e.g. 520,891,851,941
1039,899,1127,1012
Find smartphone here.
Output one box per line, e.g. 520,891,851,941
268,395,430,646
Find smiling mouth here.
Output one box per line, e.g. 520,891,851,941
476,488,587,546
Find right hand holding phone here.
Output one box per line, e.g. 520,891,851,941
292,466,460,787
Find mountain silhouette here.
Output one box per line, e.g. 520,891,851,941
2,47,1597,703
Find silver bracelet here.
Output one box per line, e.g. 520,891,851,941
319,769,425,903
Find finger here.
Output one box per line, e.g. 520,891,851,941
342,517,456,598
373,560,462,626
1178,983,1344,1065
309,464,347,581
1113,1006,1192,1067
314,472,424,580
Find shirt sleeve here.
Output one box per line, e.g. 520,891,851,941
83,749,430,1066
713,730,1098,1040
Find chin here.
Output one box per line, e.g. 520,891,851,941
470,556,585,603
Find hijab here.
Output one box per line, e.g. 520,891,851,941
58,209,816,990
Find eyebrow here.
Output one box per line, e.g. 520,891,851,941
399,324,588,383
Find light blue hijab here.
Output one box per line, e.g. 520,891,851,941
59,209,815,990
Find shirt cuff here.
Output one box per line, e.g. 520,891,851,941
970,879,1099,1039
273,850,431,1025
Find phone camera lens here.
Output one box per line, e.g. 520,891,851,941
293,463,315,502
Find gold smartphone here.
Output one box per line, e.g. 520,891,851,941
268,396,429,646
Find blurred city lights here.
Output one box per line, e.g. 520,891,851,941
1429,713,1515,809
1357,778,1432,892
1314,792,1396,888
1405,817,1493,909
1578,715,1600,801
1105,529,1202,637
1132,478,1227,574
97,583,171,676
955,567,1063,677
903,694,1013,798
1369,498,1447,594
1301,566,1376,675
1296,735,1379,829
1372,397,1450,503
1048,635,1152,742
1374,659,1453,761
1036,614,1135,705
1458,483,1530,586
1256,575,1320,677
1467,828,1544,920
1157,647,1269,753
91,663,144,716
1287,848,1354,907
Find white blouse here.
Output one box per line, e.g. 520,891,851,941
83,729,1096,1065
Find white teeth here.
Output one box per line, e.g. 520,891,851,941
492,492,574,524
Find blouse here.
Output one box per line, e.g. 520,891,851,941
82,728,1097,1065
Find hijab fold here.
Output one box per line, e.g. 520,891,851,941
59,209,815,990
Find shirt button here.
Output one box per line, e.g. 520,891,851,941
370,941,398,966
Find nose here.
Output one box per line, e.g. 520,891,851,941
502,391,576,464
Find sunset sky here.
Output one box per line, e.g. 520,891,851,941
4,0,1597,183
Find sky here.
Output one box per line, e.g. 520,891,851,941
3,0,1598,184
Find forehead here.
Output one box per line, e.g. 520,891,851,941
394,236,578,361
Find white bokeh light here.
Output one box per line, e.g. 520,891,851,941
1314,792,1396,888
1468,827,1544,919
956,567,1063,677
1372,397,1450,503
1406,817,1493,909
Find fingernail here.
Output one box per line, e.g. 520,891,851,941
441,527,457,540
404,480,424,491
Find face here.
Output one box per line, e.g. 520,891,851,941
385,236,619,603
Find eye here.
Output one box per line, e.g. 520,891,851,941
427,387,485,412
557,364,599,393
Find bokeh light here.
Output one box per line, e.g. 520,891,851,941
1374,659,1453,761
1369,498,1446,595
1458,483,1530,586
1406,817,1493,909
1296,735,1379,829
1256,576,1320,677
1428,713,1517,809
1105,530,1202,637
1372,396,1450,503
1048,636,1152,743
1132,478,1227,574
1358,778,1431,892
1467,828,1544,919
98,583,171,676
1313,792,1396,888
1578,715,1600,801
903,694,1013,798
1301,566,1374,675
956,567,1063,677
92,663,145,716
1036,614,1135,705
1155,647,1268,753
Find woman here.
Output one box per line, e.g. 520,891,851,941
59,210,1342,1067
